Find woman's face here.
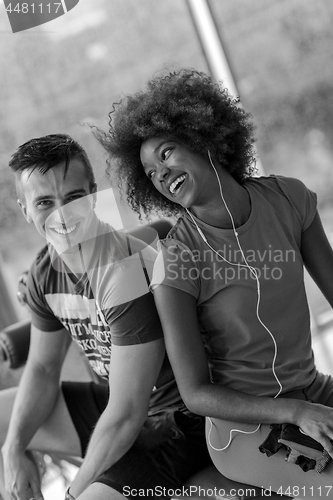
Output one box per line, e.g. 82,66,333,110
140,137,214,209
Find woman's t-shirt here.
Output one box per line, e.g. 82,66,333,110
151,175,317,397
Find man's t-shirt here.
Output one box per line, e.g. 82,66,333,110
151,175,318,397
27,222,183,413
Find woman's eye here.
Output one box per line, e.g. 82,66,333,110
161,147,172,161
147,171,155,180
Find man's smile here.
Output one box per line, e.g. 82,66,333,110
52,224,77,235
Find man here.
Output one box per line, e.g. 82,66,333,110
0,134,211,500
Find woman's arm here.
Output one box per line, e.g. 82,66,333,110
301,210,333,307
153,284,333,456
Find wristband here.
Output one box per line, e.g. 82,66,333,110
65,487,75,500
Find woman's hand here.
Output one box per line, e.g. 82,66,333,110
293,400,333,457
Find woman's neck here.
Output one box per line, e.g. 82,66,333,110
190,179,251,229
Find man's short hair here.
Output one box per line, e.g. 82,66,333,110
9,134,96,188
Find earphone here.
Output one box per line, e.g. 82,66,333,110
185,150,283,452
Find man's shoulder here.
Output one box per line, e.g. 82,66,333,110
28,244,60,292
30,244,51,275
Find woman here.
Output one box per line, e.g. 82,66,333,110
98,69,333,498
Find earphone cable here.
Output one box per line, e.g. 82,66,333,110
184,151,283,451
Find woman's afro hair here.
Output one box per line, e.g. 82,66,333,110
96,69,257,219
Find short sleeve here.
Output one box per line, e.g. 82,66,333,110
26,265,64,332
105,292,164,346
150,239,200,299
275,176,317,231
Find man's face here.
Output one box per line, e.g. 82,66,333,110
18,159,97,254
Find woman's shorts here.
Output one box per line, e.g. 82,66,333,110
61,381,211,499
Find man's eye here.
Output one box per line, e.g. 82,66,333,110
67,195,82,202
37,200,51,208
161,148,172,161
147,171,155,180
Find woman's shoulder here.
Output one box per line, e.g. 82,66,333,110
245,174,315,198
159,216,198,250
151,217,201,298
164,216,185,239
245,174,317,230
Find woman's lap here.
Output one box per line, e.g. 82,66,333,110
206,372,333,498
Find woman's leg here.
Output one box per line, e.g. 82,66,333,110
77,483,126,500
185,462,291,499
207,418,332,500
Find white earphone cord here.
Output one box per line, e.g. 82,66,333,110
185,151,282,451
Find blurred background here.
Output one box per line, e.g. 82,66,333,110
0,0,333,496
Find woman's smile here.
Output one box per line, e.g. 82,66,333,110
140,137,215,210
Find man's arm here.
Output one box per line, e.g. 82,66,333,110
69,337,165,497
152,283,333,457
2,324,71,500
301,210,333,307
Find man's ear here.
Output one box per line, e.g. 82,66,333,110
17,199,32,223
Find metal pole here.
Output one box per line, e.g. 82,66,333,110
186,0,265,175
186,0,238,97
185,0,264,174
